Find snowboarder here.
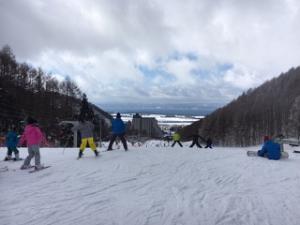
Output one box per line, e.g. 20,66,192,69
205,137,213,149
107,113,128,151
20,117,47,169
189,134,202,148
72,117,99,158
4,126,20,161
257,136,281,160
171,132,183,147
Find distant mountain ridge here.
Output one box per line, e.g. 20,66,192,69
180,67,300,146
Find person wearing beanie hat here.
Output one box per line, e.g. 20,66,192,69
20,117,47,170
264,135,270,142
257,135,281,160
107,112,128,151
4,126,20,161
27,117,37,125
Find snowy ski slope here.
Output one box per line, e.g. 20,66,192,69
1,143,300,225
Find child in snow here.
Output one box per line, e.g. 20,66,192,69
19,117,47,169
72,117,99,158
107,113,128,151
171,132,183,147
257,136,281,160
4,126,20,161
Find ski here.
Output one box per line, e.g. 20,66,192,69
13,158,23,161
3,157,23,161
29,166,51,173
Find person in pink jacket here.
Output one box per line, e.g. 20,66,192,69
20,117,47,170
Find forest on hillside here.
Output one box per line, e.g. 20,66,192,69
0,45,111,143
181,67,300,146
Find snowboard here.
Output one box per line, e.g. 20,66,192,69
29,166,51,173
247,150,258,157
247,151,289,159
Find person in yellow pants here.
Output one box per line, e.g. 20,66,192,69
73,118,99,158
80,137,97,152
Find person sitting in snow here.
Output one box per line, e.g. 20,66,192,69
107,112,128,151
257,136,281,160
4,126,20,161
171,132,183,147
20,117,47,169
73,117,99,159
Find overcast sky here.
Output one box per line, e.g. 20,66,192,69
1,0,300,109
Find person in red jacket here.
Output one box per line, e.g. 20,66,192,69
19,117,47,170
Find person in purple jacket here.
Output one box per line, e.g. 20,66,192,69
107,113,128,151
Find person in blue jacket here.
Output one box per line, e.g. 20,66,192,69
257,136,281,160
4,126,20,161
107,113,128,151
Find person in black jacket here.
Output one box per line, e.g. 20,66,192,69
189,134,202,148
205,137,213,149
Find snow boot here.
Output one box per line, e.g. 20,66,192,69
15,153,20,161
78,150,83,159
35,165,44,170
94,150,99,157
4,155,12,161
20,164,32,170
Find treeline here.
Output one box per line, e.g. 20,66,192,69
0,45,109,139
180,67,300,146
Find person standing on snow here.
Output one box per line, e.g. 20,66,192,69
257,136,281,160
189,134,202,148
171,132,183,147
4,126,20,161
107,112,128,151
20,117,47,169
205,137,213,149
73,117,99,159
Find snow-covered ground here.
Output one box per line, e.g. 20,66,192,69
1,143,300,225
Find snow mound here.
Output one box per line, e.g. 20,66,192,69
1,145,300,225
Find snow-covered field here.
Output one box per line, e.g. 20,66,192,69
116,113,202,126
1,143,300,225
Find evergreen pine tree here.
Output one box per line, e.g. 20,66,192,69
79,94,95,121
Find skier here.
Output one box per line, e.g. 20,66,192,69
205,137,213,149
107,113,128,151
20,117,47,170
73,117,99,159
189,134,202,148
4,126,20,161
171,132,183,147
257,136,281,160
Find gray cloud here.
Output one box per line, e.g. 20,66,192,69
1,0,300,108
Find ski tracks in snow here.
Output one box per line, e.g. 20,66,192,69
1,146,300,225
